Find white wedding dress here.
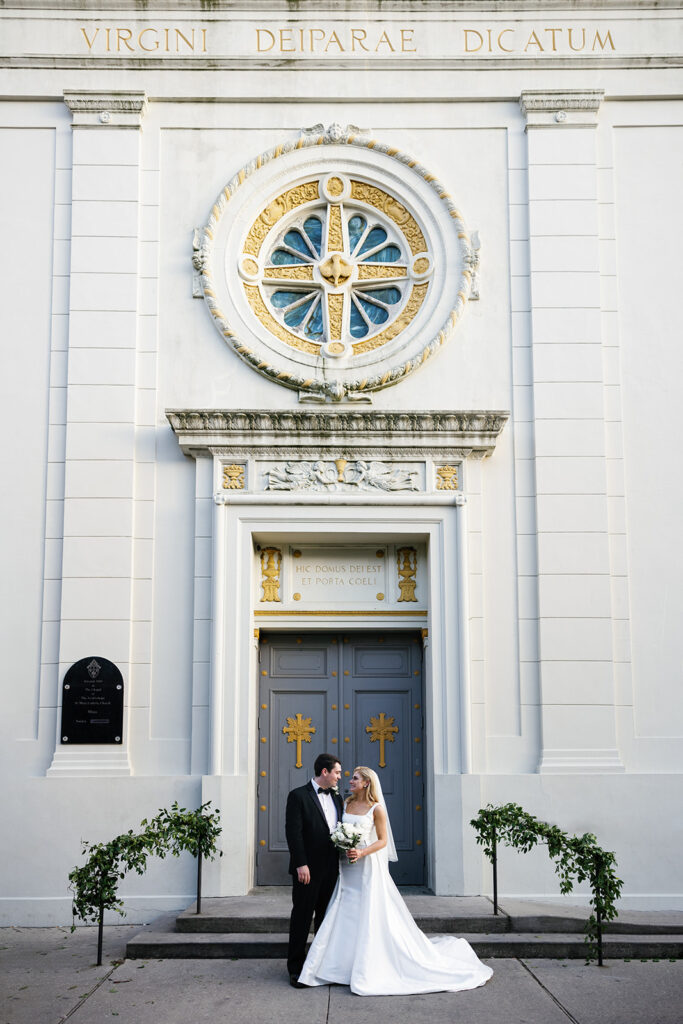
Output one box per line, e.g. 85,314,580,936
298,805,493,996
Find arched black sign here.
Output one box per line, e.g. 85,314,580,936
60,656,124,744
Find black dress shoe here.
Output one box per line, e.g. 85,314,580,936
290,974,307,988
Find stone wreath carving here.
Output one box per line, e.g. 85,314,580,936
195,123,476,402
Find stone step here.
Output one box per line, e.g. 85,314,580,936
126,925,683,962
176,910,509,934
174,894,683,936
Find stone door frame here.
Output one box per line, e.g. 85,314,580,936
166,409,508,895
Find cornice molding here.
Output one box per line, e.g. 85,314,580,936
3,1,679,10
166,408,510,460
63,90,148,127
520,89,605,128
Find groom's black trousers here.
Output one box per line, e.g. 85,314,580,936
287,864,338,977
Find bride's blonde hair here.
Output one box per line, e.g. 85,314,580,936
352,765,381,805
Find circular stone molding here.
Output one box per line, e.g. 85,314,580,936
197,123,476,401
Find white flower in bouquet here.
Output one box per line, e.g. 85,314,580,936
330,821,361,855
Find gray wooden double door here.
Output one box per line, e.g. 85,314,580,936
257,631,424,885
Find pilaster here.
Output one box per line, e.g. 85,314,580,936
520,90,623,773
48,91,148,776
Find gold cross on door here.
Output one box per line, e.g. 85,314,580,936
365,712,399,768
283,713,316,768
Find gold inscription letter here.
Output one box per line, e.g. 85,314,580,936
138,28,159,51
568,27,586,51
593,30,615,51
117,28,135,52
375,30,395,52
279,28,295,52
464,29,483,52
400,28,417,52
80,27,100,50
547,27,564,50
325,30,344,52
351,28,369,51
524,30,544,52
256,28,275,52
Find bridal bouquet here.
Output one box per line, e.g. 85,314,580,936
330,821,362,857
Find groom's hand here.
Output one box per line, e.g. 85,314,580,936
296,865,311,884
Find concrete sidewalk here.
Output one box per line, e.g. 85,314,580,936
1,925,682,1024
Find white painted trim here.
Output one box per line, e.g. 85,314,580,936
204,494,468,894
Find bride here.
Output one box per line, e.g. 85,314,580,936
298,766,493,996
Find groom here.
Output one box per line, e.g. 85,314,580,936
285,752,343,987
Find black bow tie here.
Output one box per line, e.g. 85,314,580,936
317,787,331,795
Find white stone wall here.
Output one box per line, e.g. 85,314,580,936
1,2,682,922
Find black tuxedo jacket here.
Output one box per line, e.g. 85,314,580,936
285,781,344,876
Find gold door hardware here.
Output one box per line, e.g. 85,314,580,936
260,805,266,812
283,713,316,768
261,703,267,709
365,712,398,769
260,770,267,777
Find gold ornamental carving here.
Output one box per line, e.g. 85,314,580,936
350,181,426,254
357,265,407,280
260,547,282,603
222,464,245,490
352,283,428,354
243,180,320,257
244,285,321,354
327,204,344,251
327,293,344,340
436,465,459,490
366,712,399,769
327,176,344,198
283,713,316,768
263,265,315,281
319,253,353,288
397,547,418,603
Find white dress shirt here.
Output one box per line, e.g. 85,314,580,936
311,777,338,832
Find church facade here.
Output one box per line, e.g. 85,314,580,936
2,0,682,923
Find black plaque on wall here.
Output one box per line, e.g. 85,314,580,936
60,657,124,744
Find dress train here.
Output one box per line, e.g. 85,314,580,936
298,807,493,996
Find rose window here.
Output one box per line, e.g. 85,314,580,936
238,174,434,360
